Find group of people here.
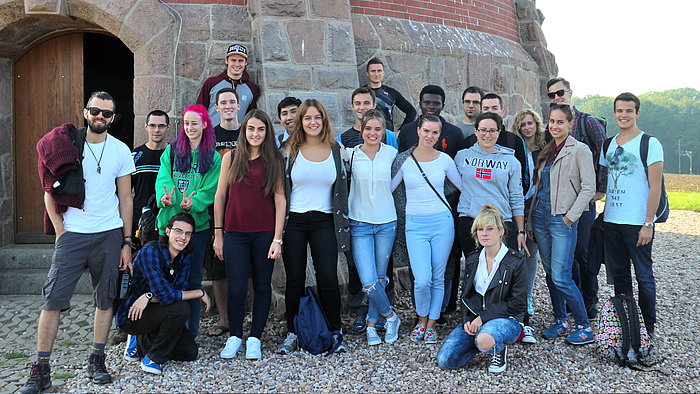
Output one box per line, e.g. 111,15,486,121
20,41,664,393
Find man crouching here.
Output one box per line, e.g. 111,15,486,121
116,212,211,374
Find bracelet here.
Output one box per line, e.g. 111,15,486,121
123,235,132,239
201,289,206,298
272,238,283,245
214,227,224,230
122,240,135,249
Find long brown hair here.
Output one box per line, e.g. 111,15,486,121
535,106,574,173
228,109,283,197
511,109,545,152
281,99,336,163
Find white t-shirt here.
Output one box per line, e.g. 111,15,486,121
289,150,336,213
64,135,136,233
600,132,663,226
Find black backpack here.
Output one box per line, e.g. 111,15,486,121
603,133,669,223
294,287,342,356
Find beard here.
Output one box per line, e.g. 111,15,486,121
88,118,111,134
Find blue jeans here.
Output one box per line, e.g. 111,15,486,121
405,210,454,320
350,220,397,324
603,222,656,332
532,202,589,328
436,317,522,370
185,229,208,338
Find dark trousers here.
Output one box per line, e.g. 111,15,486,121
224,230,275,339
575,205,600,312
346,250,395,317
121,301,197,365
283,211,341,332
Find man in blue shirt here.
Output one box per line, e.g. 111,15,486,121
117,213,211,375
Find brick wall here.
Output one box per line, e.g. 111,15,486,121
350,0,518,42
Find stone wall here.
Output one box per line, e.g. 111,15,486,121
0,58,12,246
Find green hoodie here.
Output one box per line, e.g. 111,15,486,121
155,145,221,233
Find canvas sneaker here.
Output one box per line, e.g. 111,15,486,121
124,334,138,362
245,337,262,360
542,320,568,339
18,362,51,394
565,326,595,345
87,353,113,384
488,346,507,373
521,325,537,344
278,332,297,354
141,355,162,375
221,336,243,359
384,316,401,344
366,327,381,346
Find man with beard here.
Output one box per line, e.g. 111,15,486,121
22,91,135,394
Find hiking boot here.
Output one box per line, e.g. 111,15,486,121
366,327,381,346
220,336,243,359
333,332,348,353
488,346,507,373
87,353,112,384
424,328,438,344
542,320,568,339
384,316,401,344
124,335,138,362
521,325,537,344
278,332,298,354
565,326,595,345
352,315,367,333
18,362,51,394
140,355,162,375
246,337,262,360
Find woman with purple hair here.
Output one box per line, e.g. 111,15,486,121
156,104,221,338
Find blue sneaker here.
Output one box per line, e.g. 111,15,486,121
141,355,162,375
542,320,568,339
375,318,386,333
124,334,138,362
565,326,595,345
352,315,367,333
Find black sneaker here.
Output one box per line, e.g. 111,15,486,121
488,346,507,374
436,313,447,327
18,362,52,394
87,353,113,384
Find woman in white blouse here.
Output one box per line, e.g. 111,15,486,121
391,115,461,344
347,109,401,346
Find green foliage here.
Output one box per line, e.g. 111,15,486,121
668,192,700,212
3,352,29,359
57,340,76,346
53,373,75,380
573,88,700,174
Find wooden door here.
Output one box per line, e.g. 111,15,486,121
14,33,84,243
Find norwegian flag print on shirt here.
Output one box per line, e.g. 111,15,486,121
475,168,492,179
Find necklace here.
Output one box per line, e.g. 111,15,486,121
85,136,107,174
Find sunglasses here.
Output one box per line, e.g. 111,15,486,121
611,146,624,165
549,103,571,110
86,107,114,118
547,88,571,100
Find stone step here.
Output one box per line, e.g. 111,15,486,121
0,244,55,269
0,268,92,295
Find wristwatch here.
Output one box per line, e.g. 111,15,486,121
273,238,283,245
145,292,153,300
643,222,654,229
518,230,526,238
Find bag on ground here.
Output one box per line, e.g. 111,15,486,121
294,287,342,356
595,293,653,367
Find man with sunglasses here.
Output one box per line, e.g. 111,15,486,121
117,212,212,375
599,92,662,337
132,110,170,246
25,91,136,394
546,77,608,319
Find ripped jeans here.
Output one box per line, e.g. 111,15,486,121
350,220,397,324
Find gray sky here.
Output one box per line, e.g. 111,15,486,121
536,0,700,97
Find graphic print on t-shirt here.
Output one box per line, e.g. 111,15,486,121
607,150,640,190
475,168,492,179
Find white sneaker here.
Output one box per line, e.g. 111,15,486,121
220,336,242,359
246,337,262,360
366,327,381,346
384,316,401,344
522,325,537,344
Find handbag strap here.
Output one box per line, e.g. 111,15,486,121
410,152,451,212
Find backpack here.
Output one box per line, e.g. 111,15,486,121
294,287,342,356
136,193,160,246
595,294,657,370
603,133,669,223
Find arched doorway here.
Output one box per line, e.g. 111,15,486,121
13,32,134,243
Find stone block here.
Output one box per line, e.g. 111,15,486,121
515,0,538,20
2,218,12,246
258,20,291,63
351,14,379,50
169,4,210,42
401,20,434,55
263,65,312,91
354,48,377,68
270,291,285,317
134,29,174,77
509,94,525,116
515,69,529,97
0,0,25,25
0,58,10,112
0,42,21,59
443,90,461,122
467,52,492,90
1,153,12,199
0,116,10,156
314,66,358,91
491,64,506,93
327,22,355,64
424,24,460,57
395,266,411,292
384,75,414,105
94,0,135,37
134,77,173,114
519,20,547,46
426,57,444,87
24,0,66,15
211,5,251,42
285,20,324,65
207,42,232,66
117,24,143,53
525,44,558,77
65,0,94,23
250,0,305,18
445,58,467,91
338,93,354,127
122,1,172,52
309,0,349,19
133,116,147,147
385,53,426,76
405,74,427,105
368,16,412,52
176,79,201,115
271,257,286,290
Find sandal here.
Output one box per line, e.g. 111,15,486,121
208,325,229,337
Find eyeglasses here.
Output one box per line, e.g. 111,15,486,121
147,124,168,130
170,227,193,238
549,103,571,110
477,128,499,136
611,146,624,165
86,107,114,118
463,100,481,106
547,89,571,100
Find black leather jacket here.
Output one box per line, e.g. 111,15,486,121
460,247,527,325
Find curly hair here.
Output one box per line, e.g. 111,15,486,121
511,109,545,152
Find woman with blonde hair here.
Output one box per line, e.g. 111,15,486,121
277,99,350,354
436,204,527,374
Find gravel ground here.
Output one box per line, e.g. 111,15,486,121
60,210,700,393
